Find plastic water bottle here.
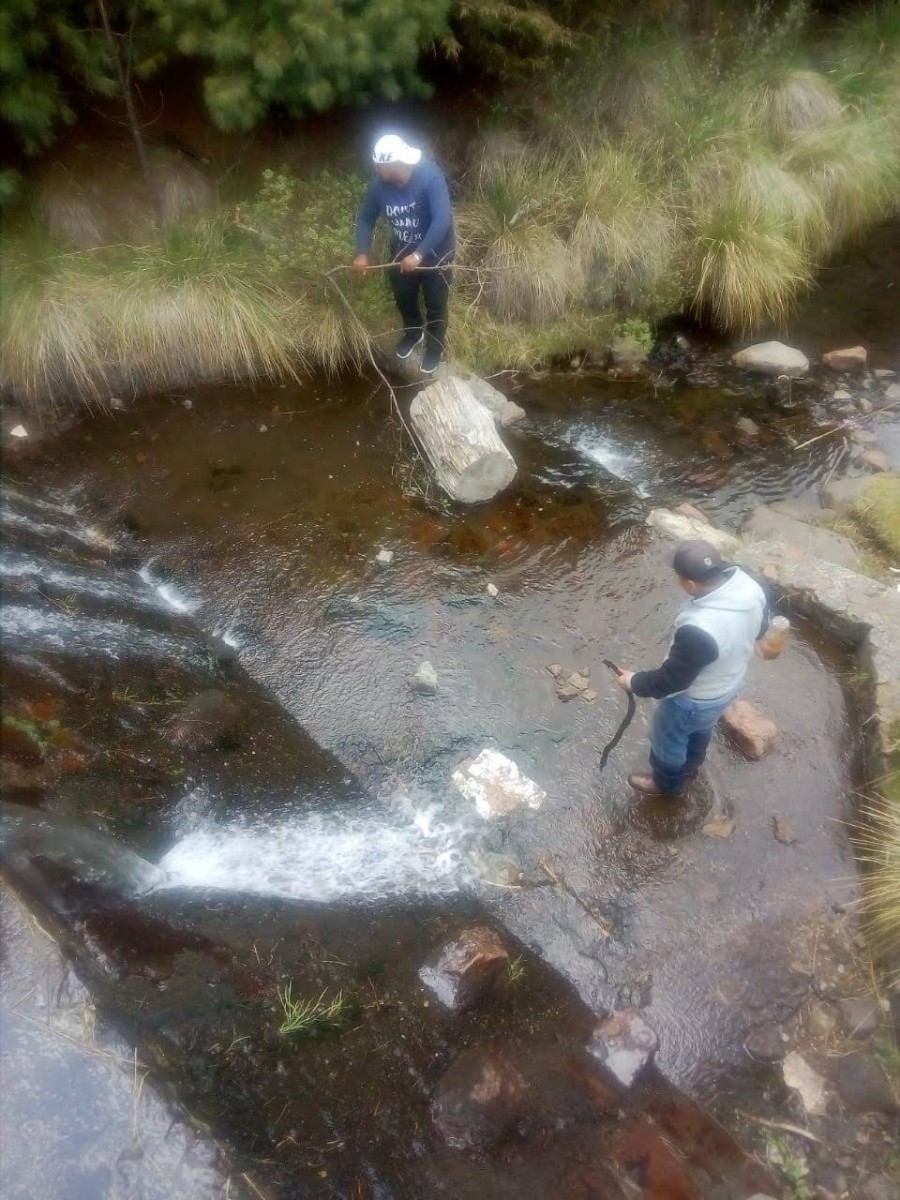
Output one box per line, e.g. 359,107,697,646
759,615,790,659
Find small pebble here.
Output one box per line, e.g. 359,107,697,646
486,583,499,598
375,549,394,565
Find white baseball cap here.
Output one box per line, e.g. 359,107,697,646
372,134,421,166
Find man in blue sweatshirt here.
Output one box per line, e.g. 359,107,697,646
616,541,770,797
353,133,455,375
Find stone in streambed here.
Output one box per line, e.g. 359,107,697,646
410,661,438,695
499,400,526,427
646,508,739,555
419,926,509,1012
859,449,889,473
722,700,777,761
452,748,546,818
886,383,900,402
735,416,761,441
732,341,809,378
432,1048,527,1150
823,346,867,371
587,1009,659,1087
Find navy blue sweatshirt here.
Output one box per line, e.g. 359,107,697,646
355,161,455,266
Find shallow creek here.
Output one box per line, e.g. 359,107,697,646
6,351,899,1194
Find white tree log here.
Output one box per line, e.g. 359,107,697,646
409,376,517,503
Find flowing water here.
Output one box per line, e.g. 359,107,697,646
4,339,897,1194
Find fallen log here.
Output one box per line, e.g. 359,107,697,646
409,375,517,504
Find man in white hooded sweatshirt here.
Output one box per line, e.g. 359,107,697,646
616,540,770,797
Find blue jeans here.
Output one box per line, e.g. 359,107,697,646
649,691,737,795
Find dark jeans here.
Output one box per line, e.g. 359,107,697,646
389,264,452,356
649,690,737,794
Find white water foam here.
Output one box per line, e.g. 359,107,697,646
570,427,652,498
139,564,199,614
157,801,474,903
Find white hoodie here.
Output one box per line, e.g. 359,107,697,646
672,567,768,700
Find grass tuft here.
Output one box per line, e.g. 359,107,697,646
277,985,347,1037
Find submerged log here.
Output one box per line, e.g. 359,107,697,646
409,376,517,504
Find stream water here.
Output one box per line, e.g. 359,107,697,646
3,255,899,1194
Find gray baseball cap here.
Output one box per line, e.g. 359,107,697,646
672,540,729,581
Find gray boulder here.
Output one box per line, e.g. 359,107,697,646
732,341,809,377
740,504,860,571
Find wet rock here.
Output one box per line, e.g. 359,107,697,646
498,400,526,428
722,701,778,761
432,1048,527,1150
587,1009,659,1087
486,582,499,598
452,749,546,818
375,549,394,565
646,508,739,555
859,449,889,473
820,474,873,511
740,505,860,571
851,429,879,447
857,396,874,414
823,346,867,371
0,758,49,794
859,1175,897,1200
735,416,761,441
732,341,809,378
165,688,243,751
674,501,711,524
700,428,734,458
832,1053,898,1115
783,1051,830,1115
744,1024,784,1063
702,816,735,839
410,661,438,696
874,368,896,379
837,996,882,1039
886,383,900,402
419,926,509,1012
833,388,853,402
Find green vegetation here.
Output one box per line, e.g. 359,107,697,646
850,474,900,561
277,985,347,1037
2,2,899,404
767,1136,813,1200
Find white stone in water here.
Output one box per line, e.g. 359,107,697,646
9,425,28,438
410,661,438,695
486,582,499,598
452,749,545,819
646,508,739,555
732,341,809,377
375,549,394,565
832,389,852,401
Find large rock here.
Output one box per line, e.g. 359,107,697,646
820,474,873,512
419,926,509,1012
432,1049,527,1150
858,449,889,473
823,346,867,371
646,508,739,555
722,700,777,761
740,504,860,571
732,341,809,378
164,688,243,750
587,1009,659,1087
